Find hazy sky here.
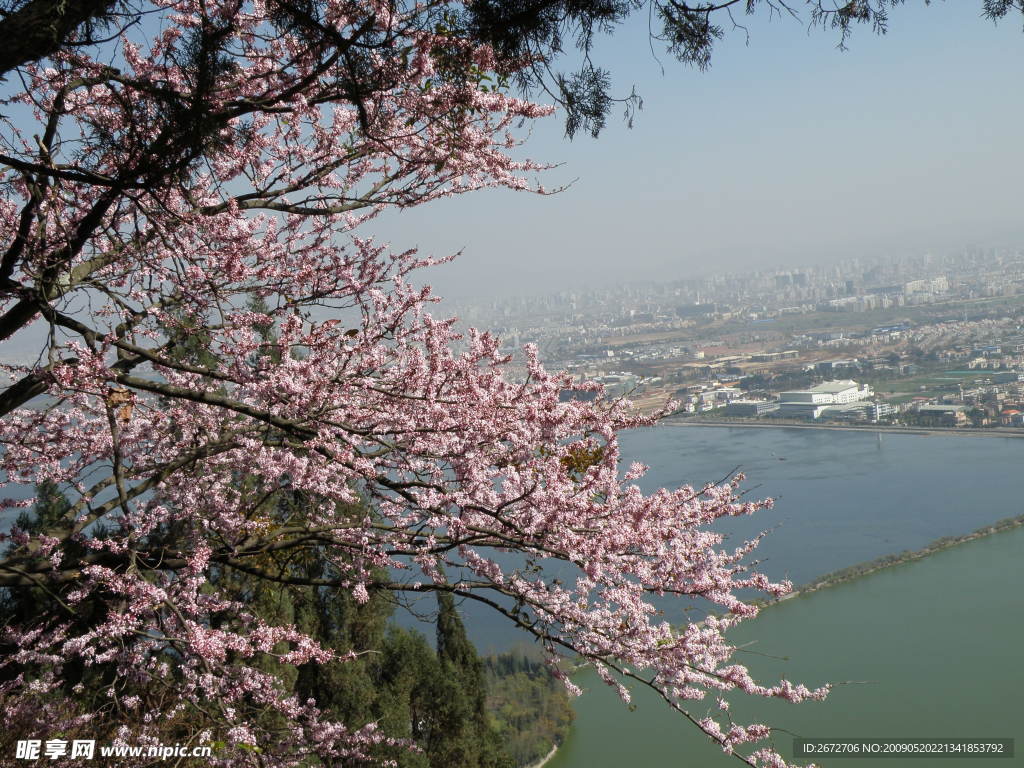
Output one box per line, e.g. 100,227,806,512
375,2,1024,302
5,1,1023,366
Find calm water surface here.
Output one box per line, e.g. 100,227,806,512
547,524,1024,768
619,426,1024,587
460,426,1024,651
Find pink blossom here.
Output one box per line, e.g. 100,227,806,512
0,2,823,765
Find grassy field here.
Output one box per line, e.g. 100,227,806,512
870,369,985,401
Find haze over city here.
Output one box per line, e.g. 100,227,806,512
379,2,1024,301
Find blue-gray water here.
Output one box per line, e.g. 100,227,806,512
453,426,1024,652
548,524,1024,768
532,427,1024,768
619,426,1024,587
10,425,1023,656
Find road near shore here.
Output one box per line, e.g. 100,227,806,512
662,417,1024,438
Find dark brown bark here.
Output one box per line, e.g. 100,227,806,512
0,0,118,77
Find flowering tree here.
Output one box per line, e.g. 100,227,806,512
0,1,845,766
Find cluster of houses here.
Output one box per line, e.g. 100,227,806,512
673,373,1024,427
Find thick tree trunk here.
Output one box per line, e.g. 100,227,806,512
0,0,116,76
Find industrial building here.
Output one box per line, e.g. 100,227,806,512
776,380,874,419
724,400,780,417
779,380,873,404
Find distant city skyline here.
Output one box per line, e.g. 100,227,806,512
371,2,1024,302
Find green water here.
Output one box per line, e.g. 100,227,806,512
547,526,1024,768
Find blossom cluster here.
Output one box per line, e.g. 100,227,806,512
0,1,822,765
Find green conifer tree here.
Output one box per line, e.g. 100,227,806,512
430,591,512,768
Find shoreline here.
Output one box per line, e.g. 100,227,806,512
677,512,1024,636
522,743,559,768
662,418,1024,438
759,512,1024,605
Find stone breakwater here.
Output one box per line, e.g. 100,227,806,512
681,512,1024,634
759,512,1024,605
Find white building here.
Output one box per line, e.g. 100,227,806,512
776,402,830,419
776,380,874,420
819,402,874,421
778,380,873,405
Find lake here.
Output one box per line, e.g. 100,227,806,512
457,425,1024,652
547,523,1024,768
